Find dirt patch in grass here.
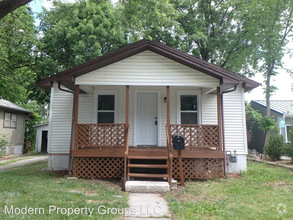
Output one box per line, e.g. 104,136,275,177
86,199,115,204
226,173,241,178
270,181,293,189
49,170,68,177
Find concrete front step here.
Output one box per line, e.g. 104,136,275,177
125,181,170,193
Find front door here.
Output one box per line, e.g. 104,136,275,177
136,93,158,145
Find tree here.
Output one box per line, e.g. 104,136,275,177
119,0,260,75
38,0,128,72
118,0,180,47
0,0,32,20
247,0,293,153
0,6,38,103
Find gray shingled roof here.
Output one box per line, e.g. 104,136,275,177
252,100,293,114
0,99,32,114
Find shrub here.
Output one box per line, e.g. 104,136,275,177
0,134,9,156
264,132,285,161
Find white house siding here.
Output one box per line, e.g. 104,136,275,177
201,94,218,124
49,83,73,155
223,87,246,154
75,51,219,87
78,94,93,123
223,87,247,172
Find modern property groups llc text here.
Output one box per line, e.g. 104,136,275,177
4,205,162,217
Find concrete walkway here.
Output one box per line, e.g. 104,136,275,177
124,193,171,220
0,156,48,172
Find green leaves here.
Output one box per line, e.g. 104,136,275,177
0,6,38,103
39,0,128,70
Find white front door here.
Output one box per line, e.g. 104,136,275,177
136,93,158,145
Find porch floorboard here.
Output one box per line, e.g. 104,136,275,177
71,146,224,158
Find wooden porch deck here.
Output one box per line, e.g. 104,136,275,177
72,146,224,158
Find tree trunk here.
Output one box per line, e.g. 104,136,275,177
263,72,271,159
0,0,32,20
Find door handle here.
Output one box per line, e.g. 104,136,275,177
155,120,157,125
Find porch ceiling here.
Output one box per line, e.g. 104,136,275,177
35,40,260,93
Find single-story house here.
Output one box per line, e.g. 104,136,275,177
36,40,259,188
34,123,49,153
249,100,293,153
0,99,32,155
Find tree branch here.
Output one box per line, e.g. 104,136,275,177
0,0,32,20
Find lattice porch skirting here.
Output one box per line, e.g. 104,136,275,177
172,158,224,180
72,157,124,178
72,157,224,180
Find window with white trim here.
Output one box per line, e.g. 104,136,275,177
4,112,17,128
180,95,198,124
97,95,115,123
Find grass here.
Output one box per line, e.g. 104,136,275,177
165,161,293,220
0,161,128,219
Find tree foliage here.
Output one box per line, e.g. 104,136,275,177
38,0,128,72
0,6,38,103
246,0,293,151
118,0,180,47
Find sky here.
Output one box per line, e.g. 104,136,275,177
29,0,293,102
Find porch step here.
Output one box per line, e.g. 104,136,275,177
125,181,170,193
128,173,169,178
128,156,168,160
128,164,169,169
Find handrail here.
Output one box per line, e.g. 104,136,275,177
167,124,221,151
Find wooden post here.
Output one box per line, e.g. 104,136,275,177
166,86,172,187
166,86,170,126
217,87,222,151
125,86,129,125
221,93,226,175
73,85,80,150
178,150,184,186
124,85,129,190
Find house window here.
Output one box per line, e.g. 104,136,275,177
180,95,198,124
4,112,17,128
97,95,115,123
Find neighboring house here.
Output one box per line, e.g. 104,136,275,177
0,99,32,155
34,123,49,153
36,40,259,188
249,100,293,153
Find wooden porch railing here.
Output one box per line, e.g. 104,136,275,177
76,123,128,149
167,124,221,151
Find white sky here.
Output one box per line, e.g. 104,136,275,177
29,0,293,102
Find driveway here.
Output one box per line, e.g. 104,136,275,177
0,155,48,172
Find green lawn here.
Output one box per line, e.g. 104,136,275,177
165,161,293,220
1,160,293,220
0,161,128,219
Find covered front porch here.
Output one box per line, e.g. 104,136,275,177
71,85,225,188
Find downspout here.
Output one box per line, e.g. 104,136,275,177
221,85,237,175
58,82,75,176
